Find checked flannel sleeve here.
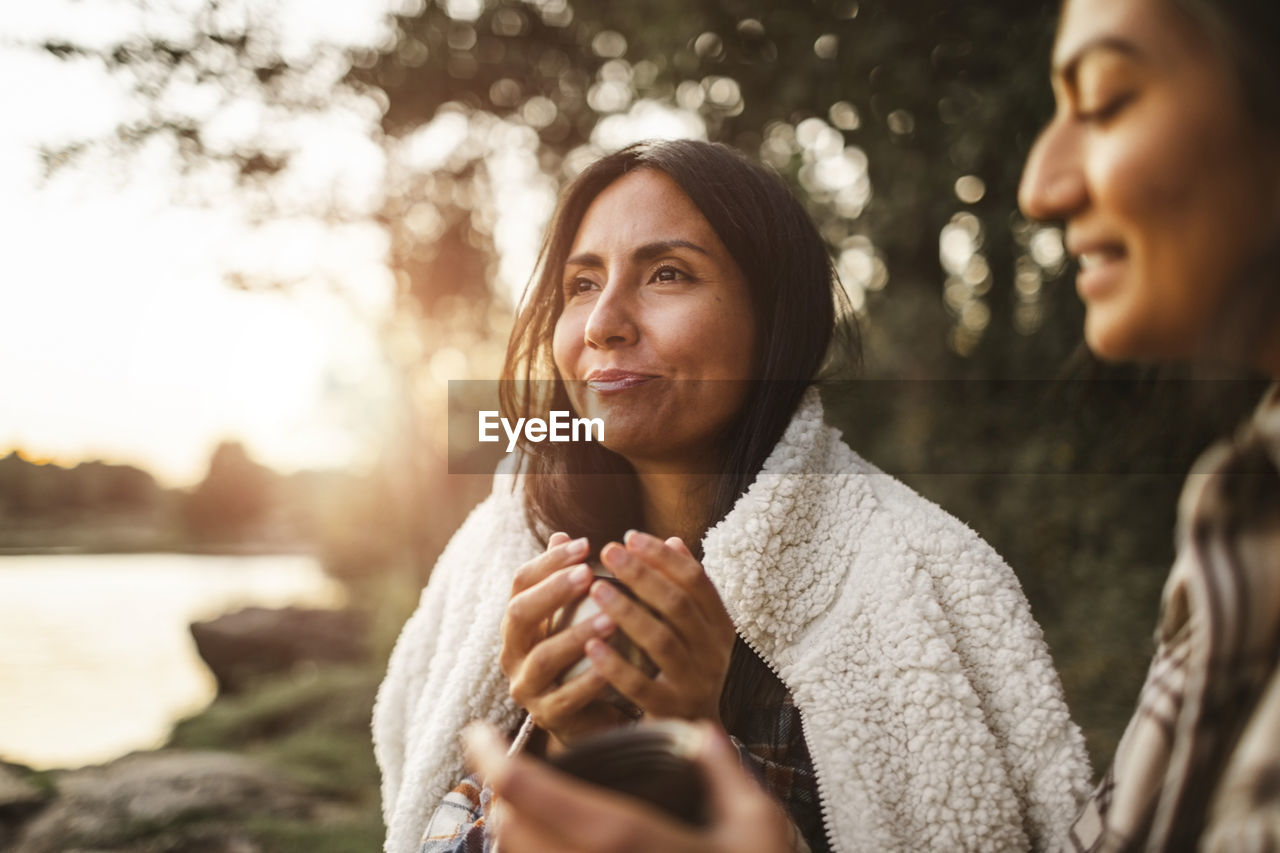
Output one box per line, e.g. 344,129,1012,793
1060,386,1280,852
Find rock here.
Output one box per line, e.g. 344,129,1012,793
190,607,367,694
0,762,53,850
11,750,310,853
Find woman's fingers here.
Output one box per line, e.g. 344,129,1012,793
617,532,737,637
697,724,770,819
588,577,692,676
511,606,615,701
600,544,703,646
489,804,584,853
695,724,792,852
463,723,705,853
463,722,788,853
591,533,737,722
508,563,594,631
500,546,593,675
510,536,590,596
664,535,693,557
523,666,611,730
584,637,667,710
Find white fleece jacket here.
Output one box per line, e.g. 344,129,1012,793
373,389,1091,852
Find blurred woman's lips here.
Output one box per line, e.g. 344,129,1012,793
583,369,657,394
1071,243,1128,300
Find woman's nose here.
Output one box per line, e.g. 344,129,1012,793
583,283,638,349
1018,117,1087,222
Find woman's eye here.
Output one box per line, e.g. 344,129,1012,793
1075,86,1136,124
1077,93,1133,124
565,276,596,296
652,265,685,283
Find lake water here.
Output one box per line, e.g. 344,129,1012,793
0,552,346,770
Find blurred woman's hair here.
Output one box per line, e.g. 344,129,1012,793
500,139,858,554
1167,0,1280,366
1170,0,1280,127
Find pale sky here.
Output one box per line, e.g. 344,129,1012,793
0,0,703,486
0,0,404,486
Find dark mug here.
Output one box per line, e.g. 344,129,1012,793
546,719,710,828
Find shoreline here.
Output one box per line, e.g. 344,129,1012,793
0,543,317,558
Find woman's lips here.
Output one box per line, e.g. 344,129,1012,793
582,370,656,394
1073,246,1127,301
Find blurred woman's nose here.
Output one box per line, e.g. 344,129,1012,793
583,279,638,349
1019,117,1087,222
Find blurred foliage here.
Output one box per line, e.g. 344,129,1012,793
0,452,164,519
33,0,1273,776
35,0,1076,388
0,451,180,552
825,374,1269,762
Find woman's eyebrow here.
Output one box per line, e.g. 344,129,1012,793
633,239,710,263
565,240,711,270
564,251,603,268
1052,36,1144,85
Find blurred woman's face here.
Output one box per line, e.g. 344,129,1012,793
552,169,756,472
1018,0,1280,363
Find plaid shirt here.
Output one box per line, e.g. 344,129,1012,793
418,668,829,853
1062,387,1280,852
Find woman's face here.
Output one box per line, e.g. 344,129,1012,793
1018,0,1280,363
552,169,756,471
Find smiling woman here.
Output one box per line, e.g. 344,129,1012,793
373,140,1090,853
402,4,1280,852
553,170,757,481
1017,0,1280,848
1018,0,1280,365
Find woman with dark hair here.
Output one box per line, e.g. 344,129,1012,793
373,139,1088,853
459,0,1280,850
1020,0,1280,847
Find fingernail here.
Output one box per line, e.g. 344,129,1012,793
591,581,617,603
592,613,613,632
586,638,607,659
705,724,731,755
623,529,637,545
462,723,507,776
605,547,631,568
568,537,588,556
569,564,592,585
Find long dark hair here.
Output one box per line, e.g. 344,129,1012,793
1169,0,1280,367
501,139,857,555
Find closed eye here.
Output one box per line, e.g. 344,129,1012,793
1077,92,1134,124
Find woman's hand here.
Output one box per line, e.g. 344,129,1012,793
499,532,628,747
586,531,737,724
463,721,792,853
